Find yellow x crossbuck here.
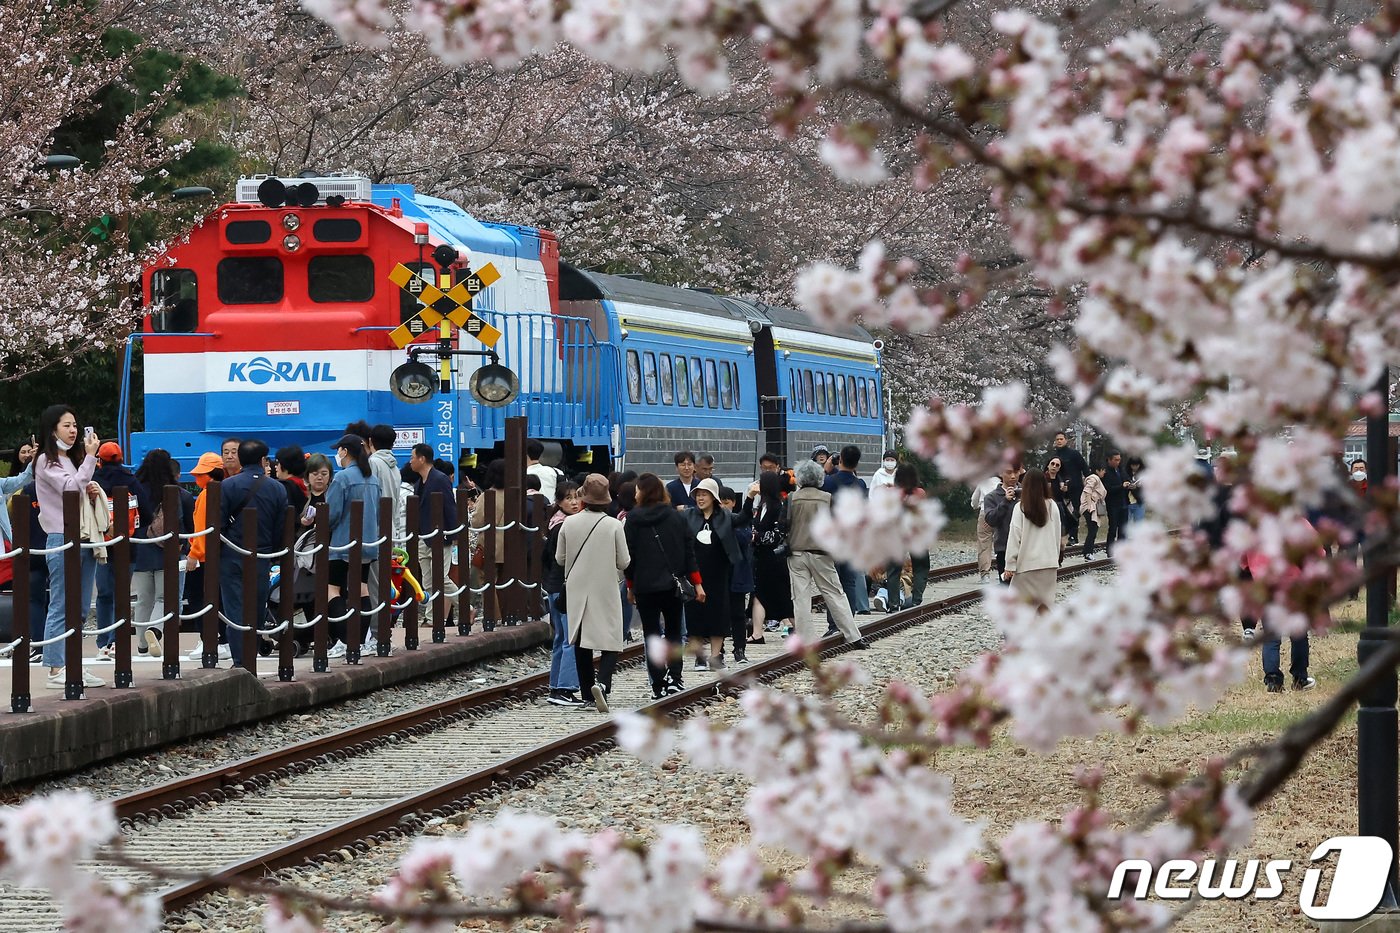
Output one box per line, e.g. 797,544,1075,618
387,262,503,350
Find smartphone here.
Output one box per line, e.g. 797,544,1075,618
84,426,95,439
302,505,317,524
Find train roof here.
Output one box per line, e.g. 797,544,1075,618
370,184,542,261
560,265,876,346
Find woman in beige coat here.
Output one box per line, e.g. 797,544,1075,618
1002,469,1061,611
556,474,630,712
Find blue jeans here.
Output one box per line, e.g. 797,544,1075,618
1262,635,1309,686
1128,504,1145,523
547,593,578,691
42,533,97,668
619,581,633,639
836,562,869,614
220,556,270,665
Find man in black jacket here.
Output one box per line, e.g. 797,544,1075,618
982,465,1022,583
218,439,288,666
1052,432,1090,546
1103,451,1129,558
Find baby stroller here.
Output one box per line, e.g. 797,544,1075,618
259,529,319,657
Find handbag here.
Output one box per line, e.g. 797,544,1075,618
651,527,698,602
755,500,788,551
557,515,606,614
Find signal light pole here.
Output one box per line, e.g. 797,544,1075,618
1358,365,1398,901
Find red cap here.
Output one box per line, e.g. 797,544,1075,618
97,442,123,463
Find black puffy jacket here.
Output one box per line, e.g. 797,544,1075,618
623,504,698,594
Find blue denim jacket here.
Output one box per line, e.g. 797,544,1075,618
328,465,382,561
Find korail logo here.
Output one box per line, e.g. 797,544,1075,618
1108,836,1392,921
228,357,337,385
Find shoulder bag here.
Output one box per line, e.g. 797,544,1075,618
651,524,698,602
557,514,606,615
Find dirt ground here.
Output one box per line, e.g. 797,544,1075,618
696,599,1368,930
935,598,1367,931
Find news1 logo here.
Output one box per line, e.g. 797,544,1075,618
1107,837,1393,920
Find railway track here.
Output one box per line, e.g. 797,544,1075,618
0,556,1111,930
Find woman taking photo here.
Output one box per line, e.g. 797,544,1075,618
1002,468,1062,611
684,478,739,671
302,453,332,525
746,471,793,642
624,473,702,697
34,404,104,689
1044,456,1072,563
556,474,630,713
326,434,382,659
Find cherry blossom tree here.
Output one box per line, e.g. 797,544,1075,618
0,0,195,379
7,0,1399,929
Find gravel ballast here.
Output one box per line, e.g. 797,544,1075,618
165,565,1062,933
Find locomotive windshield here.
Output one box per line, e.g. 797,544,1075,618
149,268,198,333
217,256,283,304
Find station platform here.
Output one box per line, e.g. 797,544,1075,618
0,623,549,786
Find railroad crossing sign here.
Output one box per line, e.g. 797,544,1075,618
387,262,503,349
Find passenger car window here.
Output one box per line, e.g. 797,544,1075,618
675,357,690,405
719,361,734,409
660,355,675,404
691,356,705,407
626,350,641,403
704,359,719,408
643,352,658,404
804,370,816,413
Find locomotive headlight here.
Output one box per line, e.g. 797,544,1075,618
282,213,301,231
282,234,301,252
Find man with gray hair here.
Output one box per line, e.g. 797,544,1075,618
783,459,870,649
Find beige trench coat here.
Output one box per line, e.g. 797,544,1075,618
555,510,630,652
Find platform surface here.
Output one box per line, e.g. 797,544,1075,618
0,621,550,786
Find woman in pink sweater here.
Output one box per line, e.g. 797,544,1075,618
34,404,104,689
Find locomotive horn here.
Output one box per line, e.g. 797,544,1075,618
292,182,320,207
257,177,286,208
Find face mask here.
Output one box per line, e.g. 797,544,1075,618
1353,470,1367,482
883,459,897,470
55,437,72,452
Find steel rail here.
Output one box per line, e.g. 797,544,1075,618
116,558,982,820
157,557,1112,911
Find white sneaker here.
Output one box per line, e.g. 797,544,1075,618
95,645,115,662
871,593,887,612
46,669,104,689
143,629,163,657
363,636,378,654
187,642,232,660
326,641,347,659
1242,627,1256,641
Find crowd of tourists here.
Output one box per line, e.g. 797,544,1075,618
2,408,1342,701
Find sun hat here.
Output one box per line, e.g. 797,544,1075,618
693,478,722,501
580,474,612,506
190,452,223,475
